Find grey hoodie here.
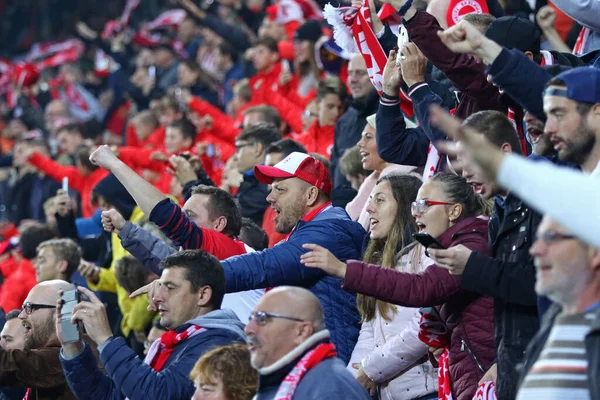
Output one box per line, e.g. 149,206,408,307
187,308,247,341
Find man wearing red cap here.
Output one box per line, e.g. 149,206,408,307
128,151,366,363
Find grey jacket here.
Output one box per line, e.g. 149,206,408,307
119,221,175,276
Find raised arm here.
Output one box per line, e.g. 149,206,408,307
89,145,166,215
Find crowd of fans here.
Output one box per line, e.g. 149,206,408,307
0,0,598,398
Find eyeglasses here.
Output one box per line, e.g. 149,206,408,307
411,199,454,214
21,302,56,315
235,142,255,152
248,311,305,326
535,230,577,244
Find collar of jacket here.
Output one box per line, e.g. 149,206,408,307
349,91,379,115
438,216,489,249
258,330,331,377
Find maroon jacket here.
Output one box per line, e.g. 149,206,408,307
343,217,495,400
404,10,506,120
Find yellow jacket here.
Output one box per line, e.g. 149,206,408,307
87,206,156,337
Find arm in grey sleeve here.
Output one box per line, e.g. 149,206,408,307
498,155,600,248
118,222,177,275
551,0,600,30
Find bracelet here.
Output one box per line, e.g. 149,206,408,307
397,0,413,16
381,92,400,101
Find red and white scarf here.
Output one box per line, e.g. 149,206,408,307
273,343,337,400
323,2,414,117
573,27,591,56
417,309,451,400
145,324,205,372
446,0,489,28
102,0,142,39
473,380,497,400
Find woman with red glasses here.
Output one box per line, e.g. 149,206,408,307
301,173,496,400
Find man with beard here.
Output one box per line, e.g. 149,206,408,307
126,152,366,363
245,286,370,399
0,280,103,399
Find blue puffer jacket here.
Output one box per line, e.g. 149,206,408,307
222,205,366,363
60,309,245,400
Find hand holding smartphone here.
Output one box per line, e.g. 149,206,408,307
60,290,81,343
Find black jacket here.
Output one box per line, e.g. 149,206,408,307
461,194,542,400
330,91,379,188
8,172,60,225
517,304,600,400
235,172,269,226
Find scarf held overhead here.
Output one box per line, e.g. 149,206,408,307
323,2,414,117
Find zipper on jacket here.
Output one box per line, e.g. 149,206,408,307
460,337,485,373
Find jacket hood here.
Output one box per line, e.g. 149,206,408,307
438,216,489,249
187,308,246,340
92,173,136,220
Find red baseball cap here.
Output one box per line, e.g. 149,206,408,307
254,152,332,195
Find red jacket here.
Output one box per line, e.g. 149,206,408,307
126,125,166,149
294,122,335,158
342,217,495,400
188,97,240,145
0,255,37,312
27,152,109,218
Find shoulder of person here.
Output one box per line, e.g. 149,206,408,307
296,358,370,399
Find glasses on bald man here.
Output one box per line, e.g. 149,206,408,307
20,302,56,315
249,311,305,326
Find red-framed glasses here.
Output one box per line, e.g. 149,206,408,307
411,199,454,214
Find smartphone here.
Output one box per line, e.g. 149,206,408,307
396,25,409,66
62,177,69,192
206,144,215,158
148,65,156,81
412,232,445,249
60,290,82,343
281,59,291,72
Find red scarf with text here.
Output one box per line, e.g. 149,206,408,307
273,343,337,400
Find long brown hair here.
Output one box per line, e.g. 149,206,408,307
357,174,422,322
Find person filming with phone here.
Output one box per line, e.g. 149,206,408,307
0,280,104,400
302,173,495,400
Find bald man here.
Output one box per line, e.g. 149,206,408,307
245,286,370,400
0,280,103,399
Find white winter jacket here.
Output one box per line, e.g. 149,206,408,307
347,243,437,400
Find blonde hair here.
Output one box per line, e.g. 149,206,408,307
189,343,257,400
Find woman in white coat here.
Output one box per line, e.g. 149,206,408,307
347,174,438,399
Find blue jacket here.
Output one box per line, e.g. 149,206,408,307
376,84,446,167
222,205,366,363
486,48,552,123
60,309,245,400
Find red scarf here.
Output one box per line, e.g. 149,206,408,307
324,2,414,117
284,201,332,242
418,310,452,400
273,343,337,399
147,324,205,372
473,380,497,400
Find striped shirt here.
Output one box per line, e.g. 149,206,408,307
517,311,594,400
